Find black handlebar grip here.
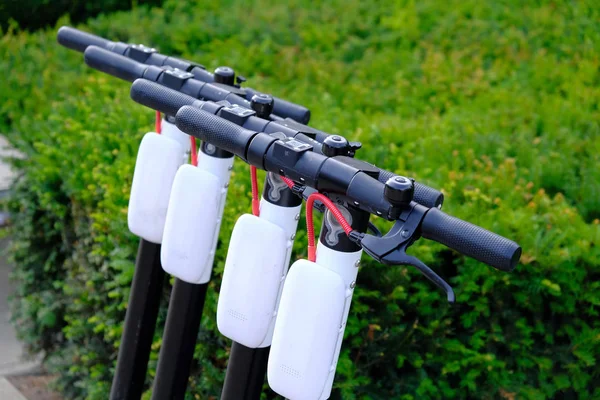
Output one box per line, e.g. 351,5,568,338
244,88,310,124
224,93,252,109
421,207,521,272
272,96,311,124
377,169,444,208
57,26,112,53
175,106,256,157
413,182,444,209
130,79,203,116
84,46,146,82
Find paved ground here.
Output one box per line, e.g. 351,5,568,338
6,374,61,400
0,136,20,192
0,137,49,398
0,239,43,400
0,240,41,377
0,377,27,400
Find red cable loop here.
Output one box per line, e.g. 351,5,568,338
281,176,294,188
250,166,260,216
190,137,198,166
155,111,162,134
305,193,353,262
278,175,352,261
263,174,352,262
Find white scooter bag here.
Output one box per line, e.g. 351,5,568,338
267,259,347,400
128,132,184,243
160,164,222,283
217,214,289,348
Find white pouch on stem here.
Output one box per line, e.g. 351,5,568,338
161,118,191,159
217,214,288,348
267,260,347,400
160,164,221,283
128,132,184,243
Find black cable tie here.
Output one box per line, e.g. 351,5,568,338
348,230,365,245
291,183,305,197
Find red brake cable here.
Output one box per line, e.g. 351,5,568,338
156,110,197,166
190,137,198,166
280,176,352,262
155,110,162,134
250,166,260,216
305,193,352,262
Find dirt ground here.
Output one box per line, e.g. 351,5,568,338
6,374,62,400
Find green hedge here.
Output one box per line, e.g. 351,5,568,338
1,0,599,398
0,0,165,32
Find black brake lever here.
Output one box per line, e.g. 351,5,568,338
349,203,456,303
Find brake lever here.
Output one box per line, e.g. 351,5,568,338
375,241,456,303
349,203,456,303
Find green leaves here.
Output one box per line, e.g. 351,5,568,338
1,0,600,398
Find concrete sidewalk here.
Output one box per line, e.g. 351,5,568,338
0,239,40,400
0,239,41,376
0,137,38,398
0,377,27,400
0,136,20,192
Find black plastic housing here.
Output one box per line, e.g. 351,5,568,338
377,168,443,209
244,87,311,124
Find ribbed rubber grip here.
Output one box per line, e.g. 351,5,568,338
130,79,202,116
57,26,112,52
244,88,310,124
175,106,256,157
377,169,444,208
84,46,145,82
412,182,444,209
421,208,521,271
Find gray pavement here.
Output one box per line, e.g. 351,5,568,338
0,377,27,400
0,136,20,192
0,137,38,398
0,239,40,377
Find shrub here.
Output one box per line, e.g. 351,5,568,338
0,0,165,32
1,0,599,399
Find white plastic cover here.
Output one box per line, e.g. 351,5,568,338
161,119,191,157
267,260,346,400
161,164,221,283
128,132,184,243
217,214,288,348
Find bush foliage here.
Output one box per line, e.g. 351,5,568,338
0,0,165,32
1,0,599,399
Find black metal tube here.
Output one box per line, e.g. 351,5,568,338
220,178,301,400
110,239,165,400
150,279,209,400
221,344,271,400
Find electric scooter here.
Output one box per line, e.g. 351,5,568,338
130,83,520,399
57,27,312,400
172,105,520,399
127,79,443,399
